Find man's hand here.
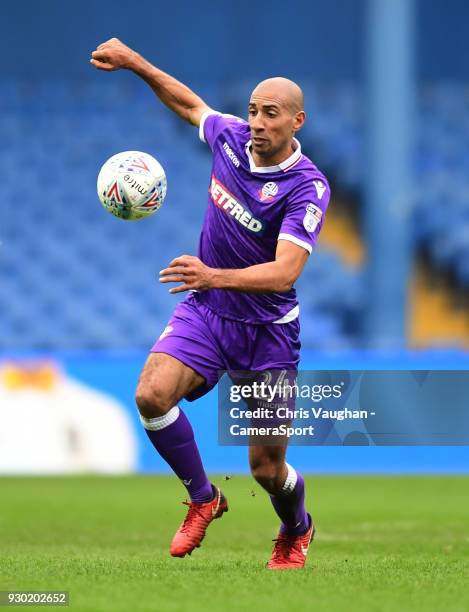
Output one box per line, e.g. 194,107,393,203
159,255,215,294
89,38,208,126
90,38,140,71
159,241,309,296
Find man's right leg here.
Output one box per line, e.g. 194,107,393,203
135,351,213,503
135,351,228,557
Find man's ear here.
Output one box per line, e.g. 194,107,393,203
293,110,306,132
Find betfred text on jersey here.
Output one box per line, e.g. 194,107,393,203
210,176,263,233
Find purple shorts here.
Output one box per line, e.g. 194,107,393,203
151,293,300,401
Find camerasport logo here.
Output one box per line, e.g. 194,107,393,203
210,175,264,233
259,181,279,202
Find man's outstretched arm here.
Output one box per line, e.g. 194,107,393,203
90,38,210,126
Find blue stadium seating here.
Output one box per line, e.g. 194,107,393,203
2,79,467,349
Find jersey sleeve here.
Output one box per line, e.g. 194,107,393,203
278,178,331,254
199,110,245,150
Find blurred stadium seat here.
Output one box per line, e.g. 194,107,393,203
1,79,467,349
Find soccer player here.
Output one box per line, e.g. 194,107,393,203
91,38,330,570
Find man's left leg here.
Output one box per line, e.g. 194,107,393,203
249,444,314,570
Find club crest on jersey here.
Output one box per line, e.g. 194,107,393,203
303,203,323,233
259,181,279,202
210,175,264,233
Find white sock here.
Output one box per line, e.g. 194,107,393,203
139,406,180,431
280,462,298,495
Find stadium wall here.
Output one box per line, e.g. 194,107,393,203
2,351,468,475
1,0,467,80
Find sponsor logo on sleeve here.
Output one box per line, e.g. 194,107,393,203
259,181,279,202
313,179,327,200
303,203,323,233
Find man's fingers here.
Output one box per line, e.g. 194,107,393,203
169,284,192,294
159,266,188,277
97,38,120,49
89,59,115,71
159,275,186,284
91,49,109,60
90,48,117,70
158,256,198,292
91,38,123,67
89,59,106,69
167,259,188,268
167,255,194,268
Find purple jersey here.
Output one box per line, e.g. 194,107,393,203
196,111,330,324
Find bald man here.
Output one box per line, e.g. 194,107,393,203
91,38,330,570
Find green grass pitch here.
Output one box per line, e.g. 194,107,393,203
1,475,468,611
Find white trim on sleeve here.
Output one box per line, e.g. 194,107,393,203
198,109,219,143
278,233,312,254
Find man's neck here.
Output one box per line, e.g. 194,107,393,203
250,139,297,168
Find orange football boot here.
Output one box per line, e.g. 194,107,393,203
170,485,228,558
266,514,315,570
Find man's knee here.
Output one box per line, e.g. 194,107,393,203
135,352,205,419
135,379,175,419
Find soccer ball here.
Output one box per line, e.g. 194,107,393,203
97,151,167,220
